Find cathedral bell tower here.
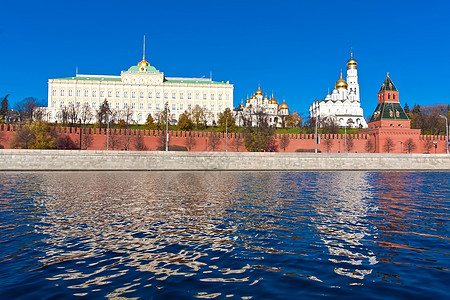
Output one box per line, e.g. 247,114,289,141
346,53,360,102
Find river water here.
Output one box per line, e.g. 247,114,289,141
0,171,449,299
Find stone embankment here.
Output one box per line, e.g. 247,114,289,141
0,149,449,171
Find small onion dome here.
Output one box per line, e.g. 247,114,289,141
240,103,245,108
347,53,357,68
251,95,257,99
138,56,150,67
279,101,289,110
255,88,264,96
269,96,278,105
246,98,251,103
335,73,348,89
264,95,269,100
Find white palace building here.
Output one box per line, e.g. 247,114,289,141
44,52,233,125
309,54,368,128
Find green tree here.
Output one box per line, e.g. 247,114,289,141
11,121,56,149
192,105,206,129
97,99,111,129
286,111,302,128
217,108,236,132
0,94,9,119
403,102,410,113
177,111,194,131
411,104,421,114
243,110,277,152
157,110,169,130
145,114,157,130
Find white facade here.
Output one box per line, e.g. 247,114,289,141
235,87,289,127
44,55,233,125
309,54,368,128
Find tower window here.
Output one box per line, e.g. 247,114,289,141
393,94,396,100
388,93,390,99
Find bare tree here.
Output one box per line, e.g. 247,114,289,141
184,132,197,151
424,139,433,153
79,105,92,124
324,138,333,153
33,107,46,121
80,127,93,150
121,106,134,127
208,131,221,151
107,129,122,150
279,134,290,152
157,131,168,150
384,138,395,153
122,129,134,150
0,127,4,149
134,132,147,151
346,136,354,152
405,138,417,153
231,133,244,152
365,139,374,153
68,104,79,127
59,106,70,126
16,97,42,122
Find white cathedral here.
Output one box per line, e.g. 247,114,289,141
309,54,368,128
234,87,289,127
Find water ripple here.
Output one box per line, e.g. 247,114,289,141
0,171,449,299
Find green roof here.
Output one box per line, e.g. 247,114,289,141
127,65,159,73
52,76,229,85
369,102,409,122
164,78,228,84
53,76,121,81
379,75,398,92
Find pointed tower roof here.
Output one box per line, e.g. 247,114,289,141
379,73,397,92
369,74,408,123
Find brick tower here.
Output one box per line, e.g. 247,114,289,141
367,74,420,153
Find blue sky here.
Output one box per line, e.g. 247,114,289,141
1,0,449,119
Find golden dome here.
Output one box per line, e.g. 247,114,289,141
240,103,245,108
279,102,289,110
251,95,257,99
138,56,150,67
255,88,263,96
347,53,357,68
246,98,251,103
335,73,348,89
269,96,278,105
264,95,269,100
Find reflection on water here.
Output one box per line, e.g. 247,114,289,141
0,171,449,299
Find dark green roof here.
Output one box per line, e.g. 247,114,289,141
369,102,409,122
379,75,398,92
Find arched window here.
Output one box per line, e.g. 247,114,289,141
388,93,390,99
393,94,396,100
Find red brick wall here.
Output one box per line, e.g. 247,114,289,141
0,124,448,153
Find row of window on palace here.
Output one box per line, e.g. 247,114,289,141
51,111,217,123
51,100,229,112
52,89,231,101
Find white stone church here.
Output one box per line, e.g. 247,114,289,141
309,54,368,128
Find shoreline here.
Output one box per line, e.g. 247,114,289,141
1,149,449,171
